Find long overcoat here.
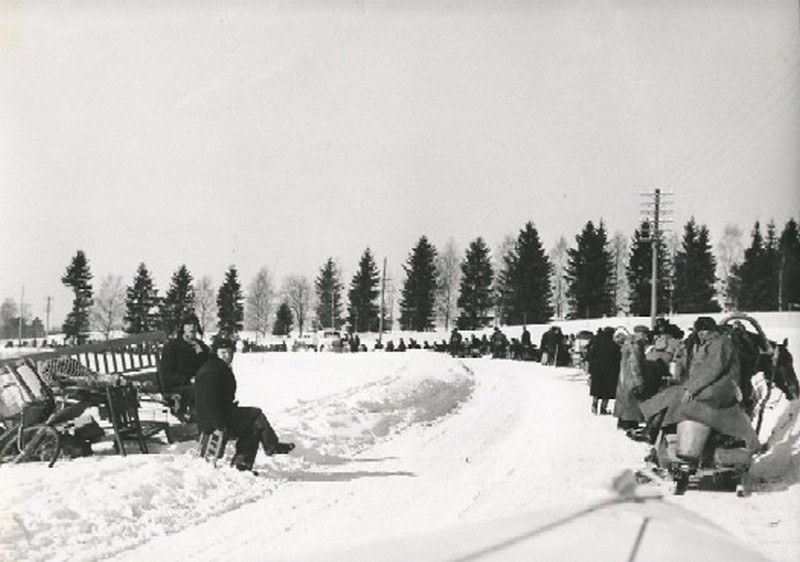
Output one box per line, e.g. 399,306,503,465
613,336,646,424
586,332,621,399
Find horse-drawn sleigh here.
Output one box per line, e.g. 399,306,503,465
641,314,798,496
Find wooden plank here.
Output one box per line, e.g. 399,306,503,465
0,331,167,370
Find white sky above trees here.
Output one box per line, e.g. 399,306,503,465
1,1,798,326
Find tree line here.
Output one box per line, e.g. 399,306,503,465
4,216,799,344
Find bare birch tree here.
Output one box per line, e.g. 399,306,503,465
610,231,630,315
245,267,275,341
193,276,217,336
435,238,461,331
716,223,744,310
283,274,313,335
91,274,126,339
549,236,569,320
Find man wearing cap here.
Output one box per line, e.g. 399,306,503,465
195,337,294,472
158,314,210,419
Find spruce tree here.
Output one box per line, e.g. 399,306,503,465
161,265,196,335
273,302,294,336
61,250,94,344
315,258,344,329
779,218,800,311
627,223,670,316
456,237,494,329
565,220,615,319
347,248,381,332
216,266,244,339
731,222,777,311
125,263,161,334
500,222,553,325
399,236,438,331
672,218,720,313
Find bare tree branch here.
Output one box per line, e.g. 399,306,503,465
245,267,275,341
91,274,126,339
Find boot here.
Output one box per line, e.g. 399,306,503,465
599,399,609,415
591,399,598,415
265,442,296,455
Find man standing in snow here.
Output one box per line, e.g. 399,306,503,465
586,326,621,415
158,314,210,420
449,328,463,357
195,336,295,472
613,325,648,431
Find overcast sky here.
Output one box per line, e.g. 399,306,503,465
1,1,798,328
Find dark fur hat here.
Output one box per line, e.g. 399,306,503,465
693,316,717,332
212,336,236,352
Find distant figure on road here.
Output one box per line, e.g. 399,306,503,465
449,328,463,357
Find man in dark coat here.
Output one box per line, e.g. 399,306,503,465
158,315,210,419
195,337,295,472
586,327,621,415
449,328,463,357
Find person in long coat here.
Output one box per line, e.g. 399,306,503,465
195,337,294,472
613,326,649,431
586,327,621,415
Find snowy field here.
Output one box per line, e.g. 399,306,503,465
0,313,798,562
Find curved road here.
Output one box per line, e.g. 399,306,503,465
110,359,668,561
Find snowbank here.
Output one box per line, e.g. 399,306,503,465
0,352,473,562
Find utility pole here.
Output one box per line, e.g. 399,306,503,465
378,258,387,344
46,296,52,337
640,189,674,328
18,285,24,346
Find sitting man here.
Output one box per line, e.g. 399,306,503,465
640,316,759,453
195,336,295,472
158,314,210,420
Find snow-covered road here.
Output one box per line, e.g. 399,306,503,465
109,358,652,562
4,348,796,561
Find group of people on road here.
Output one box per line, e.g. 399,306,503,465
159,315,294,473
583,316,760,463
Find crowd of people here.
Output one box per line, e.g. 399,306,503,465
582,316,761,472
156,313,765,474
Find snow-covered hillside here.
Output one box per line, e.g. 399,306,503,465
1,314,798,562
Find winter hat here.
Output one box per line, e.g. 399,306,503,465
212,336,236,353
653,317,669,334
693,316,717,332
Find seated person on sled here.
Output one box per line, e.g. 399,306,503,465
639,316,759,457
195,336,294,472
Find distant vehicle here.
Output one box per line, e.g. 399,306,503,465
316,330,342,352
291,333,318,352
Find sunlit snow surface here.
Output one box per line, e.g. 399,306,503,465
1,314,798,562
